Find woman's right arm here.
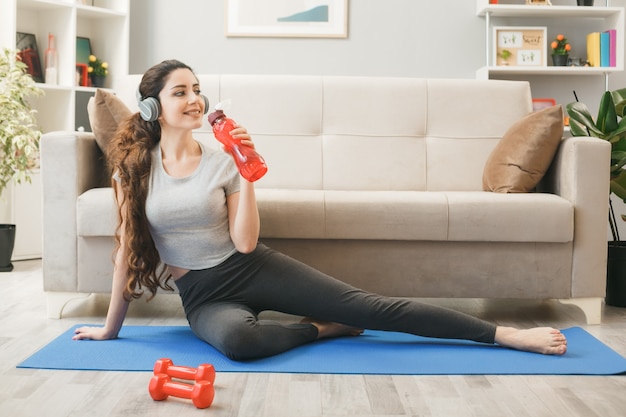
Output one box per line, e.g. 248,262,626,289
73,181,130,340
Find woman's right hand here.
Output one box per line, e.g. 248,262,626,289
72,325,117,341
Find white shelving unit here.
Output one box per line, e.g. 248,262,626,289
476,0,624,90
0,0,129,259
9,172,43,261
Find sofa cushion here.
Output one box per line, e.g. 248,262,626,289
256,189,326,238
87,88,132,153
323,191,448,240
446,191,573,242
258,190,448,240
259,189,571,243
482,105,564,193
77,188,117,237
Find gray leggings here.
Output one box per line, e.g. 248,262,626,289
174,244,497,360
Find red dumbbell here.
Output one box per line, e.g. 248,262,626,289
153,358,216,383
148,373,214,409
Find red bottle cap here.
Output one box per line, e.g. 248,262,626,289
207,110,225,125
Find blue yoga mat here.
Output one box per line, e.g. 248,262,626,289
17,325,626,375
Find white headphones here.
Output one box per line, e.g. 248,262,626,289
136,88,210,122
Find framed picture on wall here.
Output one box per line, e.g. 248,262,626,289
226,0,348,38
493,26,547,67
76,37,92,65
532,98,556,111
16,32,44,83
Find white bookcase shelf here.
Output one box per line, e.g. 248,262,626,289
0,0,129,259
1,0,129,132
477,3,617,18
477,64,623,77
476,0,624,84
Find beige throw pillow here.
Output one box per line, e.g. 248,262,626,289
87,88,132,153
482,105,564,193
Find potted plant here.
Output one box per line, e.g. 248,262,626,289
551,34,571,66
498,49,512,66
88,54,108,88
0,48,43,271
567,88,626,306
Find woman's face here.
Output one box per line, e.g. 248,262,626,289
157,68,205,131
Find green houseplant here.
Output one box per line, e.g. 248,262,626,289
0,48,43,271
566,87,626,306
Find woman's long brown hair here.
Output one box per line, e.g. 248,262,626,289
106,59,195,301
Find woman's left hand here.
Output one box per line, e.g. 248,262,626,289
231,124,255,148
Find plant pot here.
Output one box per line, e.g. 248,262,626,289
0,224,16,272
577,0,594,5
90,75,106,88
607,241,626,307
552,54,569,66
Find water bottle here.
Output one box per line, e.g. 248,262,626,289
207,105,268,182
44,33,58,85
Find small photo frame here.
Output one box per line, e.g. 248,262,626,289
226,0,348,38
532,98,556,112
16,32,44,83
76,63,89,86
76,37,92,65
494,26,547,67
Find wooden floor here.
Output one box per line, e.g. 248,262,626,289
1,259,626,417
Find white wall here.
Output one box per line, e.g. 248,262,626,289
129,0,482,78
128,0,626,111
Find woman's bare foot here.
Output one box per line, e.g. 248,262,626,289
301,317,364,340
494,326,567,355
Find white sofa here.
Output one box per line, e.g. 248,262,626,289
40,75,610,324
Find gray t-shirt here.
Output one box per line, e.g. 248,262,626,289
145,141,241,269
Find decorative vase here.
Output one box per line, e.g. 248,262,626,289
607,241,626,307
577,0,594,5
552,54,569,66
0,224,16,272
91,75,106,88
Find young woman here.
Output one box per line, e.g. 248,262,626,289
73,60,567,360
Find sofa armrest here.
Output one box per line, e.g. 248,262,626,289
40,132,106,292
539,136,611,297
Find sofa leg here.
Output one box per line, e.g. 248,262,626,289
46,292,91,319
558,297,603,325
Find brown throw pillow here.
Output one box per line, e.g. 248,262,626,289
87,89,132,153
482,105,564,193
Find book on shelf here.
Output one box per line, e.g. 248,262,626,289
587,32,600,67
601,31,610,67
607,29,617,67
586,30,617,68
